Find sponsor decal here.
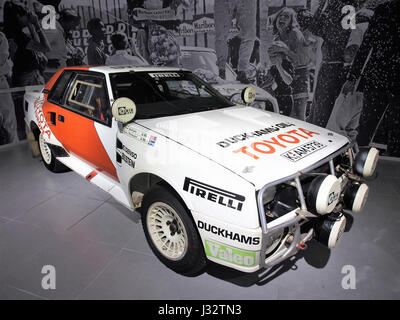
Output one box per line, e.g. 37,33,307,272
148,72,181,79
148,136,157,146
116,141,137,169
216,122,294,148
122,145,137,160
34,96,51,139
233,128,320,160
121,152,135,168
197,221,260,245
118,106,135,116
204,240,256,267
123,126,157,146
183,178,245,212
281,140,326,162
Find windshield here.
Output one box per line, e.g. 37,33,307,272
110,71,234,119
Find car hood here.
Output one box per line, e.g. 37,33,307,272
134,106,349,189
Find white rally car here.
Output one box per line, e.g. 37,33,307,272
24,66,379,275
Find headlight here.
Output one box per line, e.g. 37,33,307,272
306,175,341,215
354,147,379,178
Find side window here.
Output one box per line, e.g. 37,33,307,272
48,71,74,104
66,74,110,123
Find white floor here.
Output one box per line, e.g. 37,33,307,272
0,142,399,299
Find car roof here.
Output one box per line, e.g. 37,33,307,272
88,65,190,74
45,65,191,91
58,65,190,75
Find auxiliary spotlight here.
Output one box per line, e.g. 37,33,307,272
314,212,347,249
306,175,341,215
354,147,379,178
344,182,369,213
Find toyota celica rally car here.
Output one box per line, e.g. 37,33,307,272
24,65,379,275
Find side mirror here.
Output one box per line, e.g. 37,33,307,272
112,97,136,124
241,86,256,105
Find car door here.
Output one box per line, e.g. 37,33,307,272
45,71,119,182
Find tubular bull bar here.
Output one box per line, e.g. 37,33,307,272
256,142,354,269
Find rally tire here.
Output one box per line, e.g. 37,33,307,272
38,133,69,173
141,185,207,276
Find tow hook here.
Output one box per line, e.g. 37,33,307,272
287,228,314,250
296,241,307,250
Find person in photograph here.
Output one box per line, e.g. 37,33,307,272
3,1,51,140
42,8,80,82
106,32,147,66
325,17,370,142
0,31,18,144
227,35,241,72
214,0,257,84
307,0,353,128
293,8,320,121
87,18,108,65
342,0,400,154
270,8,309,120
228,36,260,72
263,41,294,117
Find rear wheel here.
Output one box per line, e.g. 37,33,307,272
38,133,69,173
27,130,40,157
141,185,207,275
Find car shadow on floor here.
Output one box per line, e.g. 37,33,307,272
107,199,142,224
203,240,332,287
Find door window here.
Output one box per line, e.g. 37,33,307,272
66,74,111,123
48,71,74,104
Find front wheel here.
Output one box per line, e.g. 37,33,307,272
141,185,207,275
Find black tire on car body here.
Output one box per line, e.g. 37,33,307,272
38,133,69,173
141,185,207,276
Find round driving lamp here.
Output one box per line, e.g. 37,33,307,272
353,147,379,178
306,175,341,215
314,212,347,248
344,182,369,213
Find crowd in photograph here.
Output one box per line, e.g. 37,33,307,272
220,0,399,155
0,0,399,156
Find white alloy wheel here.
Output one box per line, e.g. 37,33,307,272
146,202,188,261
39,133,52,165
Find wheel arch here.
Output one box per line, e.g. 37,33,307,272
128,171,194,214
30,121,40,140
